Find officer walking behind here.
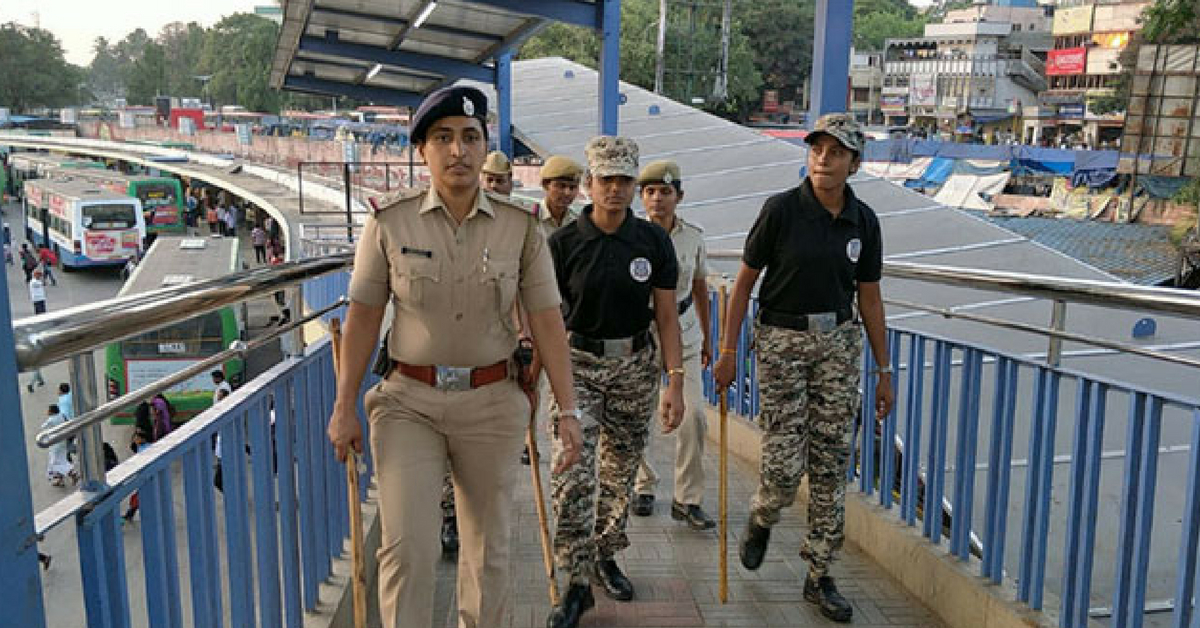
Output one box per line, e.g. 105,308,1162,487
481,150,514,195
631,160,715,530
536,155,584,239
542,137,686,628
713,113,895,623
327,86,584,628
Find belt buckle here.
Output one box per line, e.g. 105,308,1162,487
808,312,838,333
435,366,473,391
602,337,634,357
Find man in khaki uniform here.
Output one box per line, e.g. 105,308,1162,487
631,160,716,530
481,150,514,195
327,86,584,628
536,155,583,239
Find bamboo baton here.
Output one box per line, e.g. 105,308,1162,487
526,397,561,606
330,319,368,628
718,284,730,604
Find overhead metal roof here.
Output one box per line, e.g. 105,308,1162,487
271,0,602,106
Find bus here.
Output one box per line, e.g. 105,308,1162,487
104,236,245,422
8,153,105,193
47,168,186,235
23,178,146,269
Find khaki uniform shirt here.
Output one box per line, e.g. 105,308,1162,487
667,216,708,352
536,202,580,240
348,187,560,367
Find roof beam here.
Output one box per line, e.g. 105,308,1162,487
460,0,600,29
300,34,496,83
294,55,438,82
283,75,425,107
311,6,504,43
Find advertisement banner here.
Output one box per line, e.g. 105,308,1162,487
85,232,119,258
126,359,214,395
1048,48,1088,75
881,94,908,112
910,75,937,107
1053,5,1093,34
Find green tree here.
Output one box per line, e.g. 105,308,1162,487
158,22,208,98
0,22,88,111
126,41,168,105
88,37,127,104
198,13,283,112
739,0,815,106
854,2,928,52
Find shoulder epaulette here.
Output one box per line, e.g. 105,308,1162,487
677,215,705,234
369,187,424,214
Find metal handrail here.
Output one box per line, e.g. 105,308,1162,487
34,297,347,449
706,251,1200,321
11,253,353,371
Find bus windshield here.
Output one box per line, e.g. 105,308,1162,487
120,312,227,358
135,181,176,208
83,203,139,230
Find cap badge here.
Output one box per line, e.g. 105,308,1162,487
662,172,673,185
629,257,652,282
462,97,475,116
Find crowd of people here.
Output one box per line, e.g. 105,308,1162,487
327,86,895,628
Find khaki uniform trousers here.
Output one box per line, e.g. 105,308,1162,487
365,373,529,628
634,346,707,505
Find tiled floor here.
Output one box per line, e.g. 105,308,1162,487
425,424,946,628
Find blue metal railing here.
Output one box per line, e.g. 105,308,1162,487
703,287,1200,628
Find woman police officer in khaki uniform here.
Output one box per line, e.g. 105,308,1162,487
327,86,583,628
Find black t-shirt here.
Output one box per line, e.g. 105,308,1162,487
549,206,678,338
743,178,882,315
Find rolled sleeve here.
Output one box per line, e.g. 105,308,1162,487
856,216,883,284
743,199,779,270
695,239,708,278
347,216,391,307
519,216,562,313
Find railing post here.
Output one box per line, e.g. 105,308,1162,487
297,161,305,215
288,285,306,359
343,163,354,243
69,351,108,492
1047,299,1067,366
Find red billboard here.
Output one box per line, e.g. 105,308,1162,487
1047,48,1087,76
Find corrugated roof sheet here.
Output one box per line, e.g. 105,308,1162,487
985,215,1179,285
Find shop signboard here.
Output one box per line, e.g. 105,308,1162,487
1058,104,1085,119
880,94,907,112
910,75,937,107
1047,48,1087,75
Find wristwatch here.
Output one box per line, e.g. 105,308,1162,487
556,408,582,421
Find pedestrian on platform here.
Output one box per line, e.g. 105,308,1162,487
25,269,47,392
151,393,174,440
713,113,894,624
40,404,76,487
326,85,582,628
20,243,38,283
206,201,219,235
123,432,149,524
216,205,229,237
37,245,58,286
480,150,514,195
542,136,686,628
631,160,715,530
224,203,238,237
251,224,268,264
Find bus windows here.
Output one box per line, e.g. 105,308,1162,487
83,203,138,230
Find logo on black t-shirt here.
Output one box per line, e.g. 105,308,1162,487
630,257,652,282
846,238,862,263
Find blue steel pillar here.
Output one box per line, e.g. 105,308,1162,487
598,0,621,135
808,0,854,126
0,263,45,626
496,51,513,156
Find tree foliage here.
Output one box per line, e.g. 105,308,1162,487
198,14,282,113
0,22,88,111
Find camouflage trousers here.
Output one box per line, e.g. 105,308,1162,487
751,320,862,578
441,472,455,520
550,344,658,586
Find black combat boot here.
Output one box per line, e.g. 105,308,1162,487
739,518,771,569
631,493,654,516
440,516,459,555
546,583,594,628
592,558,634,600
804,574,853,622
671,500,716,530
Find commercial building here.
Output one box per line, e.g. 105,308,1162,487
850,50,884,125
1034,1,1150,148
882,0,1052,139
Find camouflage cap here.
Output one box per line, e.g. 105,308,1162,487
540,155,583,182
481,151,511,175
805,112,865,155
584,136,639,179
637,159,681,188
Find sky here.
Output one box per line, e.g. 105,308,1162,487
0,1,266,66
2,0,938,68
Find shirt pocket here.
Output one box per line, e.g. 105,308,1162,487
480,258,520,333
390,256,440,309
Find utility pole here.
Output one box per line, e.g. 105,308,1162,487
712,0,732,103
655,0,668,94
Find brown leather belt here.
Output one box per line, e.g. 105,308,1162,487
391,359,510,391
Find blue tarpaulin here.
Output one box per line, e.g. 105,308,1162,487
1070,150,1120,188
1136,175,1190,199
1011,146,1075,176
905,157,956,189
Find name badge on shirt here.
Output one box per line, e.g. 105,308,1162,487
846,238,862,263
630,257,652,282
